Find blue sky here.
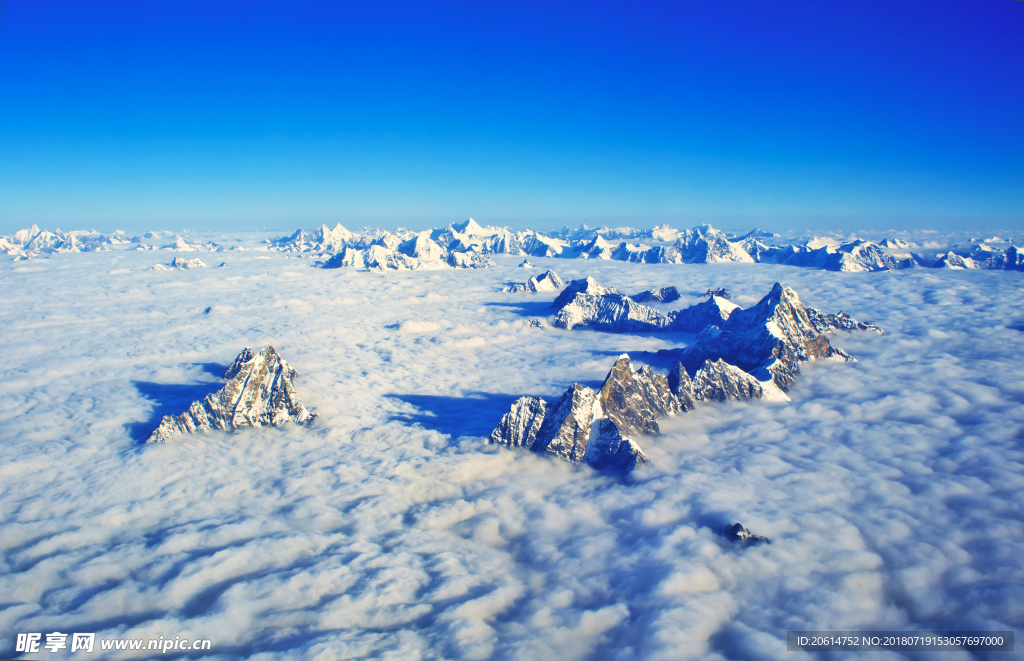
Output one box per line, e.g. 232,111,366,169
0,0,1021,233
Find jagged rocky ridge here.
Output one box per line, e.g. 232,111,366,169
490,353,789,472
492,283,882,470
146,346,314,443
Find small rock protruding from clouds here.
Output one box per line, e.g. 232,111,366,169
517,259,537,268
146,345,314,443
705,287,731,298
719,523,770,547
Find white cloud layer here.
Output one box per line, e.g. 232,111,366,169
1,236,1022,659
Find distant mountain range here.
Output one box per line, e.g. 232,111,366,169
4,220,1022,272
268,219,1024,272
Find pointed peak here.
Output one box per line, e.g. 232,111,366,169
452,218,485,234
224,346,257,379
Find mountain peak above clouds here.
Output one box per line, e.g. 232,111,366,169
146,345,314,443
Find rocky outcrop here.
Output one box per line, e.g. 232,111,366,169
503,269,564,293
631,286,681,303
146,346,314,443
517,260,537,268
705,288,730,298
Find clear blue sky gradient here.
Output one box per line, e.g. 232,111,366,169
0,0,1021,233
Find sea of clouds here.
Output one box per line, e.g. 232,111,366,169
1,233,1022,660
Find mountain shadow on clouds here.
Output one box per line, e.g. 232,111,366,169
196,361,228,377
127,380,226,442
388,392,525,440
483,300,557,317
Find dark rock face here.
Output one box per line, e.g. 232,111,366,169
598,356,680,435
631,286,681,303
489,396,547,448
584,419,650,471
719,523,770,547
705,288,730,298
147,346,315,443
